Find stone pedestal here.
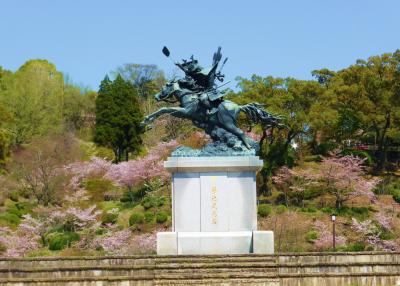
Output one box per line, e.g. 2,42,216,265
157,156,274,255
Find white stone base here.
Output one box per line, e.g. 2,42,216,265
157,231,274,255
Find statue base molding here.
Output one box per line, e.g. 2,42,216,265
157,156,274,255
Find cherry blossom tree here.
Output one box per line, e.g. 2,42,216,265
105,140,178,191
275,153,379,209
313,220,346,250
351,217,397,251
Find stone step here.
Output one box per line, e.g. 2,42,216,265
0,257,154,268
0,276,154,286
0,263,277,279
156,256,277,264
154,278,280,286
0,277,280,286
0,255,276,269
155,269,278,280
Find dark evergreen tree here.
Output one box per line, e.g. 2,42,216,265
94,74,143,162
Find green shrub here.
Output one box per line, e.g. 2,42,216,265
129,212,144,225
141,196,157,209
6,202,33,218
120,190,141,203
321,207,335,214
9,191,19,202
101,212,118,225
144,210,155,223
276,205,287,214
379,230,396,240
0,212,20,226
258,204,272,217
300,207,317,213
305,230,318,243
141,196,167,210
392,190,400,204
346,242,365,252
156,211,168,224
48,232,80,251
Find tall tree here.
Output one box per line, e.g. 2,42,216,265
94,75,143,163
0,60,64,145
330,51,400,173
231,75,336,194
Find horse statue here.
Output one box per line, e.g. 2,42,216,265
141,79,283,152
141,47,284,155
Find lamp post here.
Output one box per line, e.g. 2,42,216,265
331,214,336,251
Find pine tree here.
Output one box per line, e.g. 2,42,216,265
94,75,143,162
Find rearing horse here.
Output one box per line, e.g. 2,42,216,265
141,80,283,149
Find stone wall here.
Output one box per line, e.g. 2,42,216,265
0,252,399,286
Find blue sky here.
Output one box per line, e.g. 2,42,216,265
1,0,399,90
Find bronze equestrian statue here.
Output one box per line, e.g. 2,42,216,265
141,47,284,156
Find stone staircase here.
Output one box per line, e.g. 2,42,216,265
1,252,400,286
0,254,279,286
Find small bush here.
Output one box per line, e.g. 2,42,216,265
379,230,396,240
141,196,167,210
300,207,317,213
129,212,144,225
101,212,118,225
156,211,168,224
305,230,318,243
48,232,80,251
120,190,141,203
258,204,272,217
276,205,287,214
141,196,157,209
346,242,365,252
9,191,19,202
144,210,155,223
0,212,20,226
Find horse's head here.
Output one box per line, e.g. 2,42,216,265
155,80,180,102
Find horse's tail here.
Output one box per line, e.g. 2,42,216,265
240,103,284,128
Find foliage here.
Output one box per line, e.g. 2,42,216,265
156,211,168,224
0,60,65,145
305,230,318,243
129,212,144,225
47,232,80,250
257,204,272,217
94,75,143,162
11,134,83,206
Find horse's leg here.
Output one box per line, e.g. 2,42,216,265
218,112,251,149
143,107,189,124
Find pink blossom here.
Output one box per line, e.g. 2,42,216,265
0,223,40,257
313,220,346,250
374,212,393,231
105,140,178,189
351,217,398,251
